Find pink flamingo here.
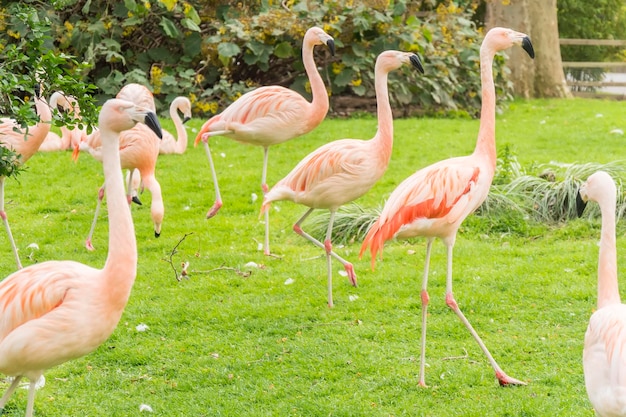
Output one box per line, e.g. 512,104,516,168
39,93,86,152
577,171,626,416
195,26,335,256
359,27,534,387
158,96,192,154
0,87,52,269
262,50,424,307
0,99,161,417
77,84,164,249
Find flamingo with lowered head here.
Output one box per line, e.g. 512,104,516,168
577,171,626,417
39,92,87,152
195,26,335,256
0,86,52,269
359,27,534,387
0,98,162,417
262,50,424,307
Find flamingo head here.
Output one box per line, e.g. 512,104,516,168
99,99,163,139
577,171,617,217
305,26,335,56
375,50,425,75
484,27,534,59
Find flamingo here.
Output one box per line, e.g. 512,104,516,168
0,87,52,269
195,26,335,256
0,99,162,417
577,171,626,416
39,93,87,152
262,50,424,307
158,96,192,154
359,27,534,387
77,84,164,249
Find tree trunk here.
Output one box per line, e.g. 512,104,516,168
485,0,571,98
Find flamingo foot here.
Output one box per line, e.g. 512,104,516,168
85,239,95,251
344,263,357,287
206,201,223,219
496,371,527,387
418,380,428,388
132,196,143,205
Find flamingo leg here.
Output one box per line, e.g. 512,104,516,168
127,168,142,205
24,379,37,417
0,177,22,269
418,238,434,387
126,169,136,205
201,140,222,219
443,243,526,387
85,182,105,251
293,208,357,306
0,375,22,412
262,146,271,256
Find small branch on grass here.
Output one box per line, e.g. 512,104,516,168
192,264,253,278
442,348,478,364
162,232,193,282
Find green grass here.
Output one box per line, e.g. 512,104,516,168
1,97,625,416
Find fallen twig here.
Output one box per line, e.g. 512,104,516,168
192,264,253,278
162,232,193,281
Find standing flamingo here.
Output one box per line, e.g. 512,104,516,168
577,171,626,416
262,50,424,307
0,99,161,417
39,93,87,152
77,84,164,249
158,96,192,154
0,87,52,269
359,28,534,387
195,26,335,256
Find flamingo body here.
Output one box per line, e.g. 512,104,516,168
578,171,626,417
360,27,534,387
0,98,162,417
263,50,424,307
195,27,335,254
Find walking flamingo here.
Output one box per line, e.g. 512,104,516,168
0,99,162,417
577,171,626,416
39,93,87,152
195,26,335,256
262,50,424,307
77,84,164,249
0,87,52,269
359,27,534,386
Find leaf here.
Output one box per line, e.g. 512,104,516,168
124,0,138,12
181,18,200,32
217,42,241,58
157,0,177,11
159,17,180,39
274,41,293,59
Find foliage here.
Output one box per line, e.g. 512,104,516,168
557,0,626,90
0,146,24,179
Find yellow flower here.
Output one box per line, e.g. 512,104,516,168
150,65,163,94
143,1,152,9
189,93,197,103
331,62,344,75
103,20,112,30
351,78,362,87
7,29,20,39
64,21,74,32
195,73,205,84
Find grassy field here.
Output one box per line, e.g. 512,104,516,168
1,97,625,416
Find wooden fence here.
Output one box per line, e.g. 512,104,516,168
560,39,626,93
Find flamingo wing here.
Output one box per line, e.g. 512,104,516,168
360,158,483,265
0,262,87,340
584,305,626,413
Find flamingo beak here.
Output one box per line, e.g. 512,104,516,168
576,190,588,217
326,39,335,56
183,116,191,124
410,54,425,74
144,111,163,139
522,37,534,59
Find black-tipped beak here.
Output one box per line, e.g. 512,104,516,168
145,111,163,139
576,191,587,217
410,54,425,74
522,37,534,59
34,83,41,98
326,39,335,56
183,116,191,124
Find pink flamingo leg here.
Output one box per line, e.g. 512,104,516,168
201,137,223,219
0,375,22,412
293,208,357,308
0,177,22,269
418,238,434,387
85,183,105,251
443,244,526,387
261,146,272,255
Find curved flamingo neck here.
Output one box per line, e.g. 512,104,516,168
474,46,497,172
372,64,393,165
302,39,329,130
100,126,137,305
19,95,52,162
597,195,620,309
170,100,187,153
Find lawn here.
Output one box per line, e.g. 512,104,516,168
1,97,624,416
